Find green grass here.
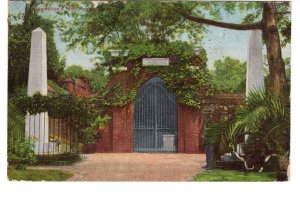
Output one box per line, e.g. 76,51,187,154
8,166,74,181
193,169,277,182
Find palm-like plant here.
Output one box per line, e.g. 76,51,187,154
205,89,290,171
235,90,290,170
237,90,289,152
205,120,244,158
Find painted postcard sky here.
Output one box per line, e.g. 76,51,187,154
9,1,291,70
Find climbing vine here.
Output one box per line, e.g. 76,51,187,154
100,41,215,108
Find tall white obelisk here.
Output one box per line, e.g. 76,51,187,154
246,30,264,95
244,30,265,144
25,28,49,154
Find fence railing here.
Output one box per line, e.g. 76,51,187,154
24,115,80,156
47,117,80,155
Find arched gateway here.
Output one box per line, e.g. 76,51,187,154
89,68,243,154
134,77,177,153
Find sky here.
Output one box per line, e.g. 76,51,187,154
8,1,291,70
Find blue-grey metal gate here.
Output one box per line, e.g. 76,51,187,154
134,77,177,153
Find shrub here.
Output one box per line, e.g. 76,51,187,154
82,114,111,144
8,139,37,170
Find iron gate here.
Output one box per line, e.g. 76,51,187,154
134,77,177,153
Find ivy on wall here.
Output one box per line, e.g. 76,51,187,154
100,41,215,108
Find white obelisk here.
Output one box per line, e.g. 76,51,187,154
25,28,49,154
244,30,265,144
246,30,264,95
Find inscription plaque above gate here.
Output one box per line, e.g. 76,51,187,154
142,58,169,66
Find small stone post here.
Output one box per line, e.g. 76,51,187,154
25,28,49,154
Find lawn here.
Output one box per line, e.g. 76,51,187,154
193,169,277,182
8,167,74,181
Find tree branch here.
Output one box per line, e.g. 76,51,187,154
183,14,262,31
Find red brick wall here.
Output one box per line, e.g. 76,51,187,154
94,103,203,154
95,123,112,152
111,102,134,152
83,122,112,153
177,104,186,153
64,77,91,97
177,104,203,153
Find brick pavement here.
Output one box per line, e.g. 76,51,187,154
33,153,206,181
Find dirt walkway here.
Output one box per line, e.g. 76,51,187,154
33,153,206,181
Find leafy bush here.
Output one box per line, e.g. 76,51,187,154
8,139,37,170
82,128,97,144
82,115,111,144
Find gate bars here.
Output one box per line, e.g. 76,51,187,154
134,77,177,153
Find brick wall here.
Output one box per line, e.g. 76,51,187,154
94,102,204,154
178,104,203,153
177,104,186,153
64,77,91,97
95,123,112,152
111,102,134,152
83,122,112,153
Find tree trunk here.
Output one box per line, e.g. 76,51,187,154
262,2,287,96
183,2,288,96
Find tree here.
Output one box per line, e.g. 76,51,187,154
52,0,207,69
64,65,87,79
56,1,205,47
8,0,66,93
179,2,290,96
51,1,290,95
86,67,108,93
211,57,246,93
